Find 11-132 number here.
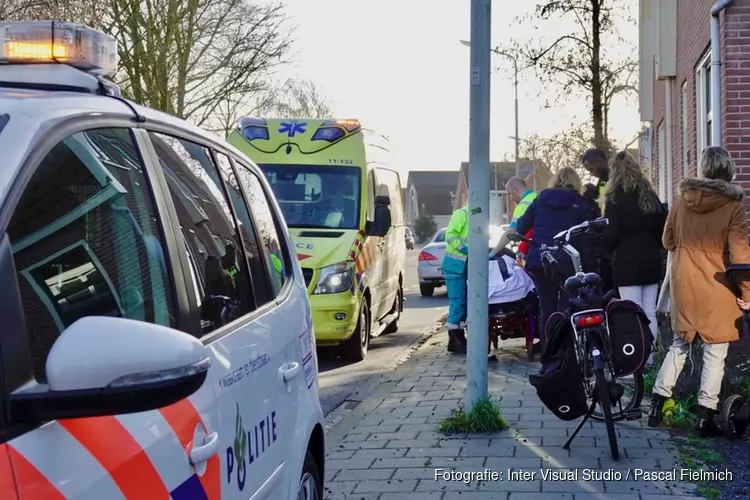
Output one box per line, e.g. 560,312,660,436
328,159,354,165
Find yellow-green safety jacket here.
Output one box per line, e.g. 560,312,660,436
445,206,469,261
509,190,537,229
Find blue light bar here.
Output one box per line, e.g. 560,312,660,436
242,125,270,141
237,116,267,129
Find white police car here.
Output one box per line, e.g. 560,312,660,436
0,21,324,500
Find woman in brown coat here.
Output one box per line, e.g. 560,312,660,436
649,146,750,436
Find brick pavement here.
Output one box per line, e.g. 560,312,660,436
324,332,703,500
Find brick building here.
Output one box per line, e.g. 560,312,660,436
639,0,750,209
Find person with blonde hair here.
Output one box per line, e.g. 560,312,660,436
514,166,598,349
649,146,750,437
601,151,667,364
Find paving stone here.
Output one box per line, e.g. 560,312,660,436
444,492,506,499
385,493,448,500
459,444,514,458
326,457,375,470
477,478,542,492
438,438,491,448
326,449,356,459
542,436,594,447
372,457,432,468
353,479,419,493
324,493,380,500
573,494,635,500
368,431,420,441
337,440,388,450
351,448,409,459
400,423,440,433
541,479,605,493
385,439,439,449
624,447,679,460
409,407,439,417
407,447,465,457
427,456,485,468
381,417,429,426
332,468,395,481
509,494,573,500
353,424,400,434
485,456,542,469
323,480,357,496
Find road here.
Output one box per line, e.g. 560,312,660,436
317,246,449,417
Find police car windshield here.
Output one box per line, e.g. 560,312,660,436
260,164,362,230
432,229,446,242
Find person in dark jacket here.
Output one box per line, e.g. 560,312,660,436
583,183,602,217
516,167,598,348
601,151,666,364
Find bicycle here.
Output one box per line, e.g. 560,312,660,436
510,218,645,460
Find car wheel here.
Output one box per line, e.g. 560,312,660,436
383,286,402,334
343,299,370,361
297,450,322,500
420,284,434,297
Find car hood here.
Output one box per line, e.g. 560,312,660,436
289,228,360,270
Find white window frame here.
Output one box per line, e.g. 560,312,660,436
681,81,690,178
658,123,666,201
696,51,712,170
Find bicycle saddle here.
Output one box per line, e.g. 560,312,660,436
564,272,601,293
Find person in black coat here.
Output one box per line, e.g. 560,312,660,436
516,167,598,349
602,151,667,364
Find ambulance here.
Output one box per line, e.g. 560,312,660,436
0,21,325,499
227,118,406,361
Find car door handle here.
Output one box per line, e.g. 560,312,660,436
190,432,219,465
281,362,301,382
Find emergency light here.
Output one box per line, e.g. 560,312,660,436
0,21,118,76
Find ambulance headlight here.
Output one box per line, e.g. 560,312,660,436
313,261,355,294
0,21,118,75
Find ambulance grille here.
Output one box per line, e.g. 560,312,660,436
298,231,343,238
302,268,314,287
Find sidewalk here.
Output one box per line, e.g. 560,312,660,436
324,332,703,500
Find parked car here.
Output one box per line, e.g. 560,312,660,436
418,228,447,296
405,227,415,249
0,21,325,500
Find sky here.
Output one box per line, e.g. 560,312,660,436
268,0,640,175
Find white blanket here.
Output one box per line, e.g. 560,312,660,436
488,255,536,304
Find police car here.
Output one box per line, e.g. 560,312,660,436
0,21,324,499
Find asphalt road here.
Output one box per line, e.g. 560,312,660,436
317,246,449,416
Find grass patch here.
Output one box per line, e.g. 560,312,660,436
677,432,725,500
438,397,509,434
662,395,698,429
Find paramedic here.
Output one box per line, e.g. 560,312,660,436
489,177,536,259
649,146,750,437
443,203,469,353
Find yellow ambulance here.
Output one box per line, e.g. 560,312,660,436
227,118,405,361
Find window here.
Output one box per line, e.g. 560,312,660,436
259,164,362,230
367,170,376,219
681,81,690,177
7,128,174,381
658,123,666,201
375,168,404,225
432,229,446,243
213,152,273,305
696,52,712,160
149,133,255,335
234,163,287,298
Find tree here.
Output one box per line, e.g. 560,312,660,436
413,205,437,243
513,0,638,153
519,122,596,179
1,0,293,132
265,78,333,119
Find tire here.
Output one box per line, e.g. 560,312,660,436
420,284,434,297
297,450,322,500
343,299,370,361
383,286,402,334
595,368,619,460
591,371,644,422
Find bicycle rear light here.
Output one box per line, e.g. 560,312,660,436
575,313,604,328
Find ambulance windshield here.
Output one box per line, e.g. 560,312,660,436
260,164,362,230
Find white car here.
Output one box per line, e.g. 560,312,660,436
417,225,514,297
0,21,324,500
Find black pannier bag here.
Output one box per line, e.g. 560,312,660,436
606,299,653,377
528,312,587,421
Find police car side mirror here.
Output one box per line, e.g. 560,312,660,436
367,195,391,237
8,316,210,424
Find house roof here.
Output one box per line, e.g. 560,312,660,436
458,160,540,189
407,170,459,188
406,170,460,216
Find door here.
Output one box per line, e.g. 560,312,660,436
365,168,387,320
146,132,293,499
375,168,405,314
3,127,221,499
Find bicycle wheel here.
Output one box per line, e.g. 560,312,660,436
591,371,644,421
594,368,619,460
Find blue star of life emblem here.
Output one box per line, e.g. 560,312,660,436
278,121,307,138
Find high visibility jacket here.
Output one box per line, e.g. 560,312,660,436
509,190,537,230
445,206,469,261
598,181,606,197
270,252,283,280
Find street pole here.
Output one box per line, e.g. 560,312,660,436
467,0,491,410
513,59,520,178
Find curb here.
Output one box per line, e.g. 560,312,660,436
325,316,447,445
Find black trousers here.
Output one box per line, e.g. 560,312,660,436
531,269,571,347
